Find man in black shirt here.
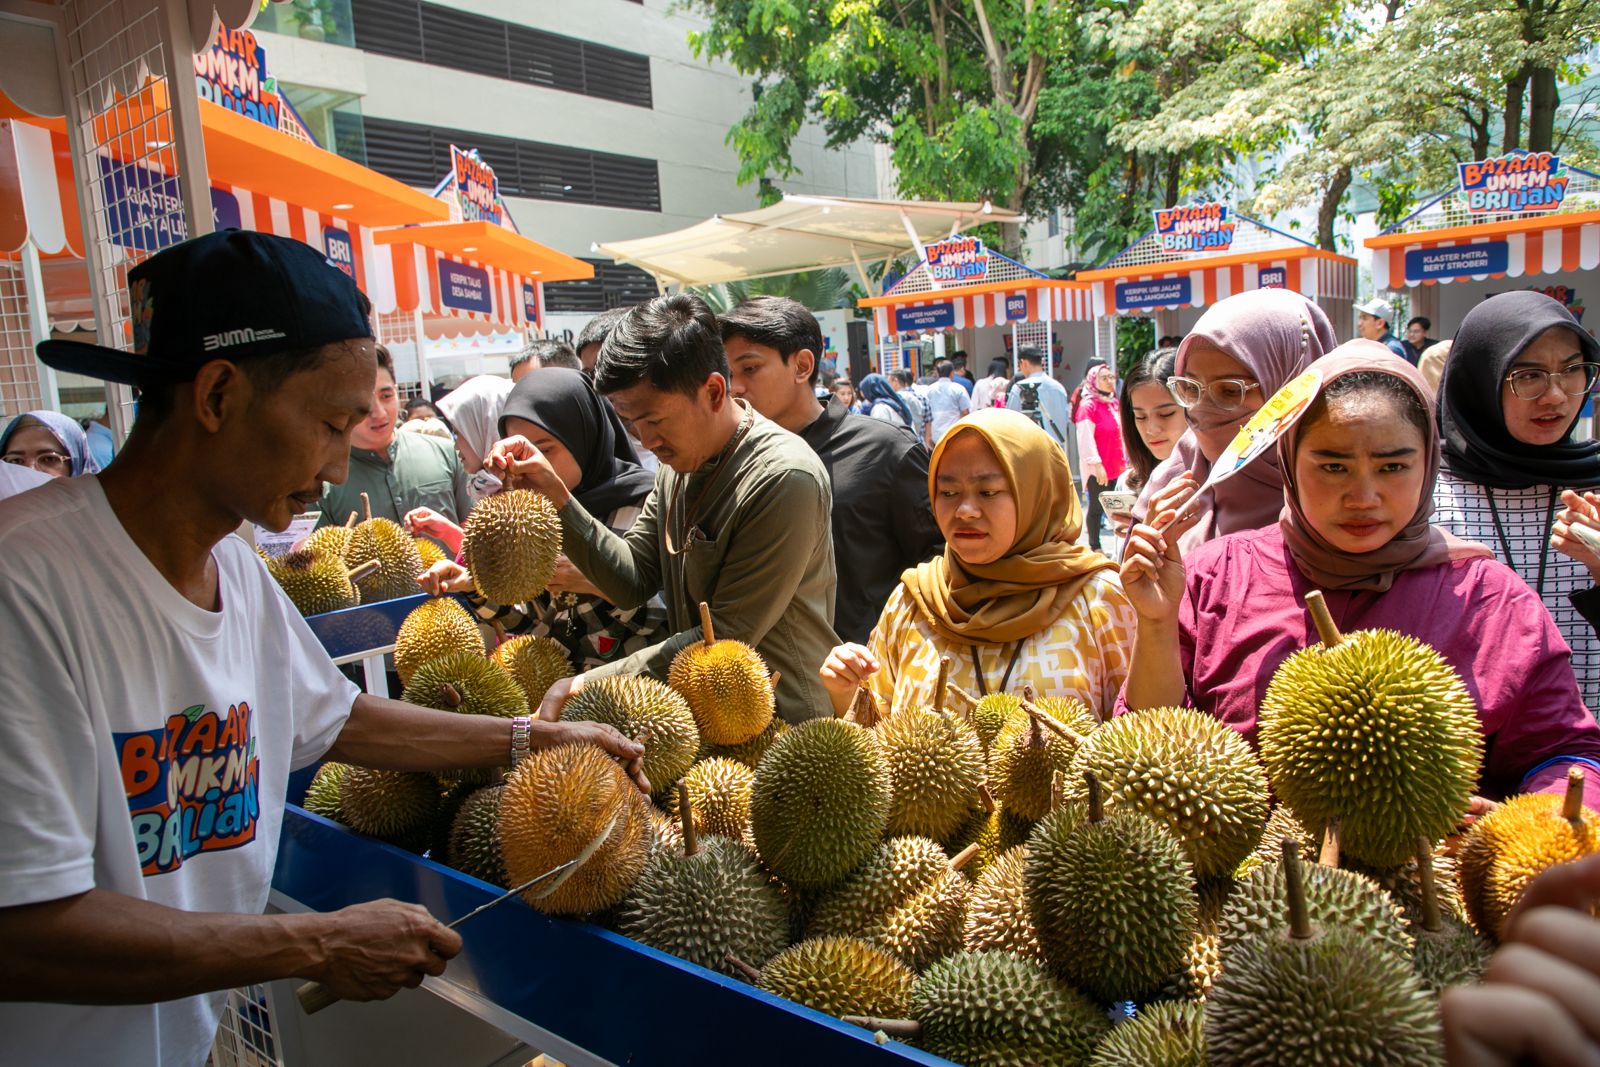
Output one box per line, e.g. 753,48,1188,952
721,296,944,644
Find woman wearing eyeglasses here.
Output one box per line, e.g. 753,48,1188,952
1433,290,1600,710
1135,289,1337,554
0,411,101,479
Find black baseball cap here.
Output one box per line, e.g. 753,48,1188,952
36,228,372,385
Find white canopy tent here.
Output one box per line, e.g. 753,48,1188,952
594,194,1023,290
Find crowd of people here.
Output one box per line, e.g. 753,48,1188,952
3,228,1600,1065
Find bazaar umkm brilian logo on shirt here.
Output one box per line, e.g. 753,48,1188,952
115,703,261,876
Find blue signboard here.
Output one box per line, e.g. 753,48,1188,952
1115,277,1192,311
521,281,540,324
322,226,355,278
1258,267,1287,289
98,157,241,251
1004,293,1029,322
1405,242,1510,281
437,259,494,314
894,303,955,332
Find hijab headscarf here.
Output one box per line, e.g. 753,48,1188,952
903,408,1117,644
436,374,514,465
1138,288,1337,551
1438,290,1600,490
1278,342,1491,592
860,372,913,427
0,411,100,475
498,367,656,516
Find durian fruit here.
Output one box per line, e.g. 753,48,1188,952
402,651,528,719
969,692,1023,755
1408,838,1491,994
944,806,1034,882
1205,841,1443,1067
755,936,914,1020
1089,1001,1206,1067
561,676,699,800
346,494,426,603
1070,705,1269,879
876,688,987,842
497,741,652,915
447,785,507,886
900,950,1109,1067
394,598,486,685
1158,875,1231,1002
962,846,1042,963
668,756,755,841
414,536,448,569
648,806,683,856
264,547,362,616
461,489,561,605
1258,608,1484,868
1250,805,1319,874
615,784,789,978
302,511,357,558
338,768,440,850
1219,852,1413,963
989,706,1089,823
1345,843,1465,929
1025,776,1197,1003
491,634,574,707
667,603,775,746
303,761,351,821
750,718,891,890
807,835,972,972
1459,767,1599,939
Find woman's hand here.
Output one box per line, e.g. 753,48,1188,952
1119,506,1199,627
820,643,879,716
546,555,602,599
1552,490,1600,582
403,507,464,556
484,435,570,504
416,560,475,597
1145,472,1200,524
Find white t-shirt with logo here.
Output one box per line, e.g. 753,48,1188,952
0,476,359,1066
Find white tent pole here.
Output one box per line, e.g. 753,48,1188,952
19,238,59,412
900,210,939,291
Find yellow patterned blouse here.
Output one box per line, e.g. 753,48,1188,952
864,569,1136,720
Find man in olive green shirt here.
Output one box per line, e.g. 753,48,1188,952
316,346,473,529
488,293,836,723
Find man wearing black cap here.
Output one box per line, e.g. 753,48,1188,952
0,230,644,1065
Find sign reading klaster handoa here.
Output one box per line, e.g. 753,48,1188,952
438,259,493,314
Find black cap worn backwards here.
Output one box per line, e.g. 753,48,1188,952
36,228,372,385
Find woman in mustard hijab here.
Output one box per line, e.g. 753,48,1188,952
820,408,1135,719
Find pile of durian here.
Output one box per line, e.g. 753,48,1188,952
304,578,1600,1067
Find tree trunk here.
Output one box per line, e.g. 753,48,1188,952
1164,155,1181,208
1316,165,1352,251
1528,66,1558,151
1468,105,1491,160
1503,67,1529,151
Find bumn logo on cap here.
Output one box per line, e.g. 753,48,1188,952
202,326,288,351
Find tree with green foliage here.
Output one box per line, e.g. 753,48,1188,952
691,267,856,314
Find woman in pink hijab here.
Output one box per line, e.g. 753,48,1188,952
1135,288,1336,552
1119,342,1600,809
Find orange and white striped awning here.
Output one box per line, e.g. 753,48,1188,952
1368,212,1600,289
1076,249,1358,316
859,279,1092,338
0,120,84,258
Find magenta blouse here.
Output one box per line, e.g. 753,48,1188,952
1117,525,1600,807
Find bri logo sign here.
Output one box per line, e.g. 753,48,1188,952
116,703,260,877
1459,154,1569,214
1152,204,1235,254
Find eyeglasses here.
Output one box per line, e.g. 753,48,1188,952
1504,362,1600,400
2,451,70,473
1166,375,1262,411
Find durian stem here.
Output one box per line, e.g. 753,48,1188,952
677,780,699,858
438,683,463,709
1023,705,1086,746
1050,770,1065,814
977,782,996,814
1564,765,1587,823
346,559,381,584
768,671,781,690
1305,591,1343,648
724,953,762,983
932,656,952,717
698,601,716,647
1416,836,1443,934
1319,818,1342,868
1084,772,1103,823
950,842,980,871
842,1017,922,1039
361,491,372,525
344,510,358,529
944,684,979,710
1282,838,1314,941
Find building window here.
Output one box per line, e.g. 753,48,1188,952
1048,209,1060,238
545,258,658,314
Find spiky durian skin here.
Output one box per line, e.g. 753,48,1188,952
338,768,439,849
1345,848,1466,930
668,757,755,841
1206,927,1444,1067
944,807,1035,882
616,834,788,977
301,522,353,560
414,536,448,569
876,709,986,842
561,676,700,801
491,634,574,707
970,694,1023,755
668,637,774,746
1089,1000,1206,1067
962,846,1042,963
402,651,529,719
461,489,561,605
303,761,350,821
1458,791,1600,939
1259,628,1484,868
265,547,359,616
990,716,1083,823
758,936,914,1020
910,950,1108,1067
394,598,487,685
1069,706,1269,879
749,718,890,890
1412,918,1492,994
1026,807,1196,1002
347,517,425,603
1251,806,1320,874
1219,859,1413,963
497,742,652,915
806,836,968,972
447,785,506,886
702,716,787,769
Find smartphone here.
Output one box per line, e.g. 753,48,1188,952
1100,491,1138,515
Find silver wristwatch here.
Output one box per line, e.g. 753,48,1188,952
510,716,533,767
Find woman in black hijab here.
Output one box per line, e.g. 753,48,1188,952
421,368,666,673
1434,289,1600,708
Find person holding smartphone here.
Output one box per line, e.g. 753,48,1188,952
1104,348,1183,544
